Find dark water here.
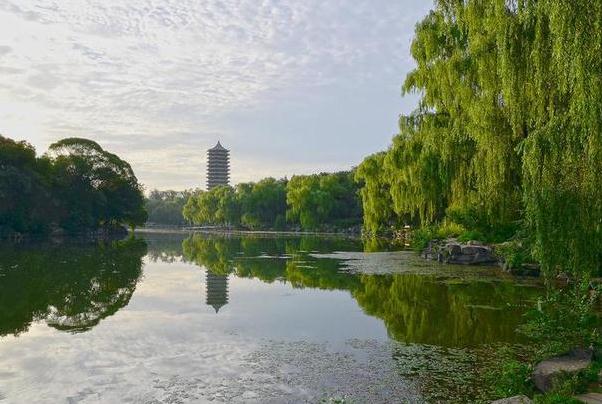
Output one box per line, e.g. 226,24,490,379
0,232,540,403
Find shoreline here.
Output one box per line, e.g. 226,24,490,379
0,226,129,244
133,226,364,239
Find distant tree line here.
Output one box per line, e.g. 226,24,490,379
0,135,146,237
145,189,195,226
182,172,362,231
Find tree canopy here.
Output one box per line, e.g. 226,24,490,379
0,135,147,236
146,189,195,226
287,172,362,231
182,172,362,231
357,0,602,277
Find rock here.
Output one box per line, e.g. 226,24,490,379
446,243,462,255
491,395,532,404
532,348,593,392
422,238,499,266
461,245,491,256
451,254,478,265
573,393,602,403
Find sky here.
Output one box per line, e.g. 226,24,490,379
0,0,433,190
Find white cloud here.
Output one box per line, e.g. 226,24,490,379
0,0,432,189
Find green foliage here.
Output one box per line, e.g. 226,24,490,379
184,172,362,231
457,230,485,243
491,359,534,399
544,373,588,399
356,0,602,277
355,152,396,234
520,282,601,359
0,135,146,236
0,137,51,235
0,237,147,336
237,178,287,229
409,227,437,252
496,239,534,270
183,186,240,227
287,171,362,231
183,178,287,229
146,190,195,226
534,394,582,404
435,221,465,239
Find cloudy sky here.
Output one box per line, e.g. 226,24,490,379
0,0,432,190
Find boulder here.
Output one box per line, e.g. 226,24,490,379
422,238,499,265
446,242,462,255
461,245,491,256
532,348,593,392
491,395,532,404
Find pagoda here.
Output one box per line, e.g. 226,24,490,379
206,141,230,190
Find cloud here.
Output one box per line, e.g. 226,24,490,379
0,0,432,189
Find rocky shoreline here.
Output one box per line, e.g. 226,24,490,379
422,238,541,276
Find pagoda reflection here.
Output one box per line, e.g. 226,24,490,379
205,271,229,313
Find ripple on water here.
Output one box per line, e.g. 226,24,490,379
121,339,423,403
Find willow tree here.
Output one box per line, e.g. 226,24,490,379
358,0,601,276
183,186,240,227
384,116,454,226
355,152,395,233
403,2,523,226
450,0,602,275
498,0,602,276
287,172,361,231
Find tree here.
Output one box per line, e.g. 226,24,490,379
355,152,395,234
146,189,195,226
287,172,362,231
0,135,147,236
0,136,51,234
357,0,602,277
183,186,240,227
237,178,287,229
49,138,147,230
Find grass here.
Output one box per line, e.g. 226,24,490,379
491,357,602,403
496,239,534,269
491,359,535,398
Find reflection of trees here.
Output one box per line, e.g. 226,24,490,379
353,275,537,347
182,235,240,275
145,233,186,263
180,234,539,347
285,259,361,291
0,238,147,336
181,235,362,289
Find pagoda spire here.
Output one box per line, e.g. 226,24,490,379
206,141,230,190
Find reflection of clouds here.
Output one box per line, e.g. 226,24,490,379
0,0,429,188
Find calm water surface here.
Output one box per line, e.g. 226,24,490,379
0,233,540,403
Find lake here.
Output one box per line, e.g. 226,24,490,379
0,232,540,403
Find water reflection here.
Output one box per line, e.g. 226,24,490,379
0,233,541,402
206,272,229,313
0,238,147,336
0,233,538,347
179,234,538,347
